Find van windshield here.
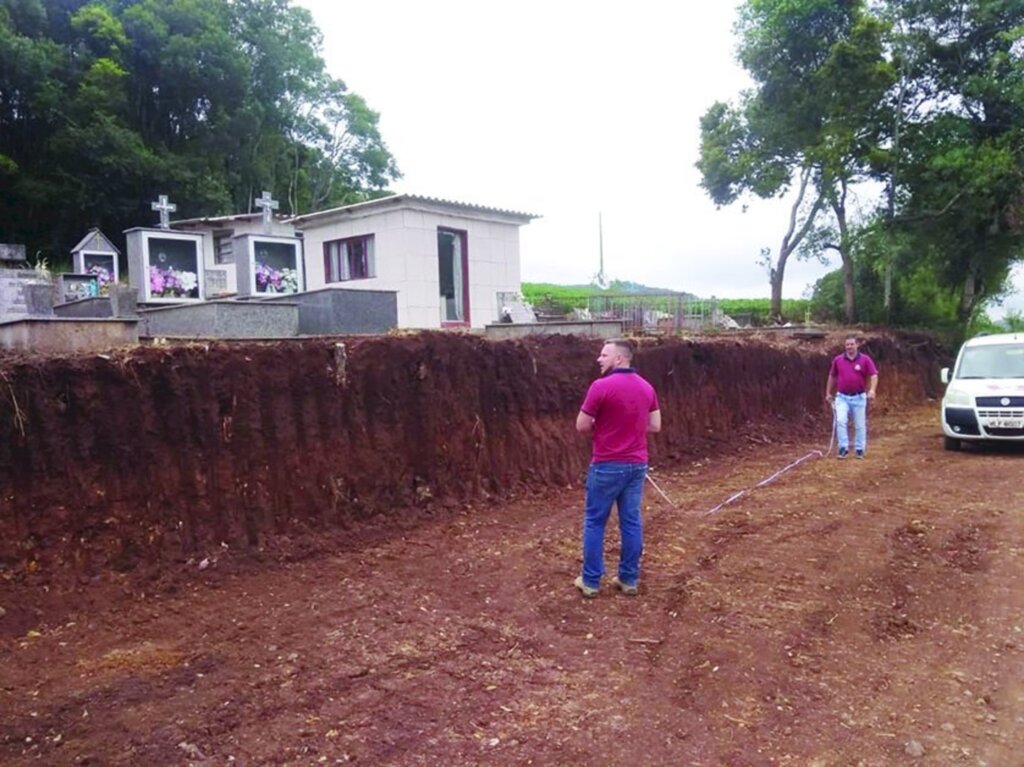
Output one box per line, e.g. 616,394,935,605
957,344,1024,379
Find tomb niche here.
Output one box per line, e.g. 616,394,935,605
57,273,99,303
235,235,304,296
70,229,120,295
234,191,304,297
125,195,205,303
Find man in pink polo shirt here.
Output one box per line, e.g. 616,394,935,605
825,336,879,459
574,339,661,598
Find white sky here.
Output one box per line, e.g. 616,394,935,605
295,0,1024,314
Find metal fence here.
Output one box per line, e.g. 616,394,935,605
532,290,733,329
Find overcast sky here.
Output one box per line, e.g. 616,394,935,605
295,0,1023,314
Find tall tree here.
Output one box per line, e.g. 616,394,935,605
698,0,891,321
0,0,399,263
882,0,1024,324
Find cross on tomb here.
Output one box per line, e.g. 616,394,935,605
254,190,279,231
151,194,177,230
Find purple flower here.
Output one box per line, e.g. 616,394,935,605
256,262,287,292
148,264,198,298
149,265,165,294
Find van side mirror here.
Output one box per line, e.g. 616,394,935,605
940,367,950,384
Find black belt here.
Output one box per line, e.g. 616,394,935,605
839,391,864,395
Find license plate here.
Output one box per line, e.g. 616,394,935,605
988,418,1024,429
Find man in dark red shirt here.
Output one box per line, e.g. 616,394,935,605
825,336,879,459
574,339,661,598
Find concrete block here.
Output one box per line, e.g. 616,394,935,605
141,301,299,339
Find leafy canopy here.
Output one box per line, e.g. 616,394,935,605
0,0,400,263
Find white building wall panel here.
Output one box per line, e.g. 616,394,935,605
299,206,525,329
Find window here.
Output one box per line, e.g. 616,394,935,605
213,229,234,265
438,228,469,324
324,235,375,282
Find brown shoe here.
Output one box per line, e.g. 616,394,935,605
611,576,638,596
574,575,599,599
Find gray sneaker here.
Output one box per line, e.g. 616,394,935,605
574,575,599,599
838,448,848,459
611,576,638,596
855,449,865,459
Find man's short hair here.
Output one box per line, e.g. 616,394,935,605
605,338,634,360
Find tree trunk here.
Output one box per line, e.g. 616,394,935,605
770,261,786,321
959,266,979,324
843,258,856,324
831,183,855,323
769,165,826,323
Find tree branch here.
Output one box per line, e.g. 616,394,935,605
896,188,967,223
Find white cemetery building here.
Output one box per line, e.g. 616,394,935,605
165,193,536,330
289,194,536,330
2,190,538,349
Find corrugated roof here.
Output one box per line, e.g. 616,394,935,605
171,212,264,227
287,193,539,225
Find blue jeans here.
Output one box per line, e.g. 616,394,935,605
835,392,868,452
581,462,647,588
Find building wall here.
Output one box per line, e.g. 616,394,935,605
301,208,522,329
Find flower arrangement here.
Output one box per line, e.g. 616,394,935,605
87,264,113,296
149,264,198,298
255,263,299,293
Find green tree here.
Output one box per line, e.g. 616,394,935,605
0,0,399,262
698,0,892,322
880,0,1024,325
809,221,961,332
704,0,1024,333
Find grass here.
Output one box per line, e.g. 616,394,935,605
521,282,811,325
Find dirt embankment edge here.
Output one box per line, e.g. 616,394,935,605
0,331,945,583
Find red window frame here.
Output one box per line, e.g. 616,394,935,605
324,234,374,283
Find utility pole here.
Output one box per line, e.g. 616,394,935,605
595,211,608,289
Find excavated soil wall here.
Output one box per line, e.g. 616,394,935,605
0,332,944,580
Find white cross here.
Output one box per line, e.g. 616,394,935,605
255,191,279,231
151,195,177,230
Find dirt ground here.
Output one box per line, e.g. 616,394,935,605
1,404,1021,766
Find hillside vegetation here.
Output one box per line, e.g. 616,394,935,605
521,282,811,326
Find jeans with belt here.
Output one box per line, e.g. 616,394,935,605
835,392,868,452
581,461,647,588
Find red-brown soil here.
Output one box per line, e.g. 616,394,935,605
3,332,1022,765
0,331,941,591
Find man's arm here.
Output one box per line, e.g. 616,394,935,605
647,409,662,433
825,372,836,402
576,410,595,434
867,374,878,401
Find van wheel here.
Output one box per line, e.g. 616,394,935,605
944,436,961,451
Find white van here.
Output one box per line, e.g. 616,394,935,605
940,332,1024,450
